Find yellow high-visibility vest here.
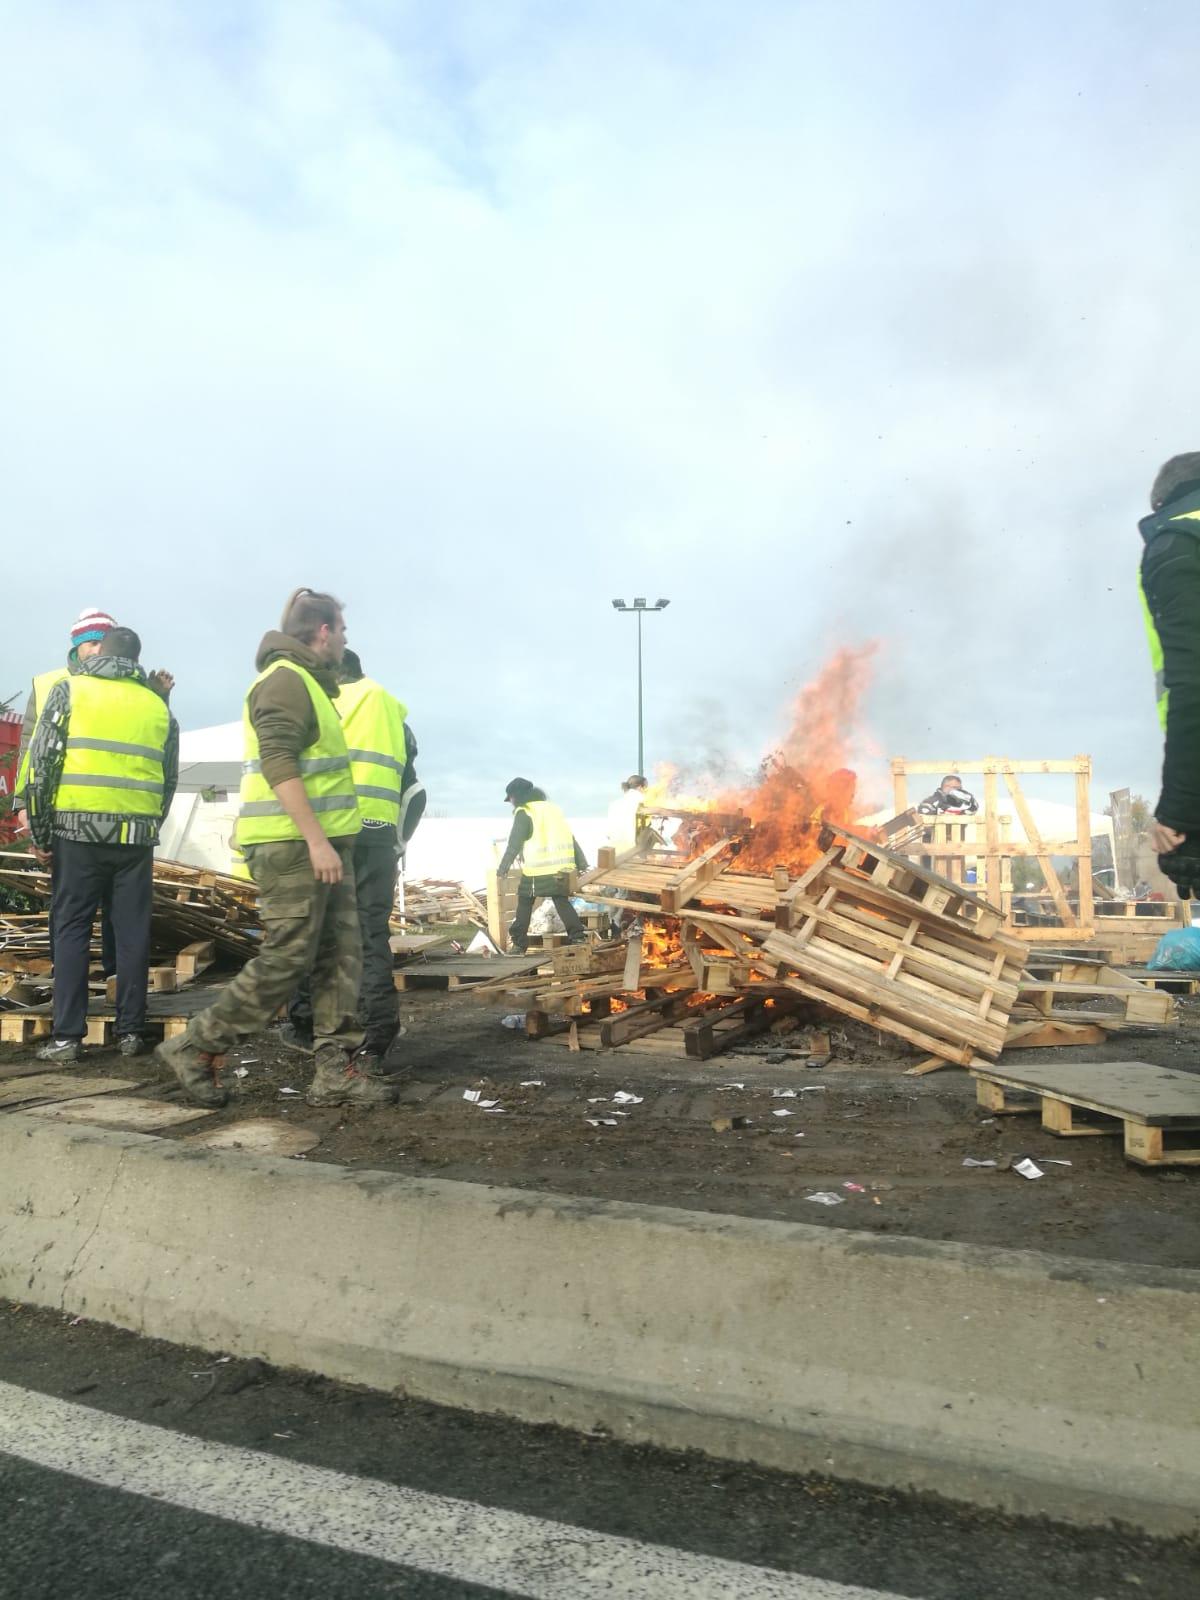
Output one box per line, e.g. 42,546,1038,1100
1139,574,1167,731
337,676,408,826
14,665,69,796
519,800,576,876
54,675,169,818
236,660,361,846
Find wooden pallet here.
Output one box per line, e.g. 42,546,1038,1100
1118,967,1200,997
970,1059,1200,1167
1012,973,1175,1029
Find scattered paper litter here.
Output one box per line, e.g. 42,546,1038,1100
794,1132,806,1138
772,1109,794,1118
806,1191,845,1207
718,1083,745,1091
520,1080,544,1088
962,1157,997,1168
1043,1159,1073,1166
482,1108,506,1114
477,1099,499,1109
1014,1158,1044,1180
843,1181,866,1193
587,1097,607,1104
278,1087,300,1097
586,1117,620,1127
232,1067,249,1079
500,1014,525,1030
798,1085,827,1093
237,1057,259,1065
612,1091,643,1105
772,1088,798,1099
463,1089,482,1103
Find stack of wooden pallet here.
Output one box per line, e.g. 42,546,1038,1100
397,878,490,932
473,826,1032,1069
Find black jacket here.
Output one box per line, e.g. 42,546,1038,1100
1140,480,1200,831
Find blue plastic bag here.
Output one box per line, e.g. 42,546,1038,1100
1147,927,1200,970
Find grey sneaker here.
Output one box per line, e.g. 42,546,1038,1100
35,1038,82,1063
155,1032,229,1108
306,1046,398,1107
118,1033,151,1057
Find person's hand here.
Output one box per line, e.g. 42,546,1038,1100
14,808,29,837
1150,820,1186,855
1157,834,1200,898
307,836,343,884
147,668,175,698
31,846,52,867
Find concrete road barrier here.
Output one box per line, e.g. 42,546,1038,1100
0,1112,1197,1535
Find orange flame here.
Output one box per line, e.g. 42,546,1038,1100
668,645,879,875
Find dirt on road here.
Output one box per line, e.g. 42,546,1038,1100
3,980,1198,1269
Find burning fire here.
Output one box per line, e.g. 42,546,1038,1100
656,645,879,875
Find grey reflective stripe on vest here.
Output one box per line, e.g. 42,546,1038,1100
355,783,402,802
346,747,405,772
66,736,165,761
239,791,357,817
59,773,164,794
1156,669,1167,700
242,755,350,776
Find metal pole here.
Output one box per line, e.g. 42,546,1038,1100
636,608,644,775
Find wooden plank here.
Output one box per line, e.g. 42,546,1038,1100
660,837,735,914
175,940,215,981
1004,1020,1107,1049
1002,771,1075,927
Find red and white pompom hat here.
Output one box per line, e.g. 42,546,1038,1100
70,608,117,648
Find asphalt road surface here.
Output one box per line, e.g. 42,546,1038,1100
0,1302,1195,1600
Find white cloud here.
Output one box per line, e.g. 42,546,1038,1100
1,0,1196,817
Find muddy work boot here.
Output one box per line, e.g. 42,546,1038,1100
118,1033,152,1057
306,1044,398,1107
35,1038,82,1064
156,1032,229,1108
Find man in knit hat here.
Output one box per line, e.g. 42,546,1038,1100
14,611,174,977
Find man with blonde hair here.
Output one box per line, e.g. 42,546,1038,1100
158,588,393,1109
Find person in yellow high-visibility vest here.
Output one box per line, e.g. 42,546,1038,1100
1141,451,1200,896
25,627,178,1062
498,777,588,952
283,648,424,1070
157,589,394,1111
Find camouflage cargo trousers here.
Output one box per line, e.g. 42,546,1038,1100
187,837,363,1056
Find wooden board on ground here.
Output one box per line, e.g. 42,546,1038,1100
970,1059,1200,1167
25,1096,211,1130
0,1074,141,1108
1004,1019,1108,1049
396,954,550,991
186,1119,321,1157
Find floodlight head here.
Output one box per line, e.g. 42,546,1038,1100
633,596,646,608
611,599,625,610
655,598,670,610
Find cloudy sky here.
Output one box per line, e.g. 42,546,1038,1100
2,0,1197,817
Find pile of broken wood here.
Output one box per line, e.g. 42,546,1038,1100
396,877,489,933
0,853,260,1029
469,825,1176,1067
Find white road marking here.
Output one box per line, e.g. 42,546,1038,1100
0,1379,909,1599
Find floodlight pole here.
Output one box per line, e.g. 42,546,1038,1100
611,597,670,776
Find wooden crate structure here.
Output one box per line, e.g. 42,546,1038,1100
887,756,1167,946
